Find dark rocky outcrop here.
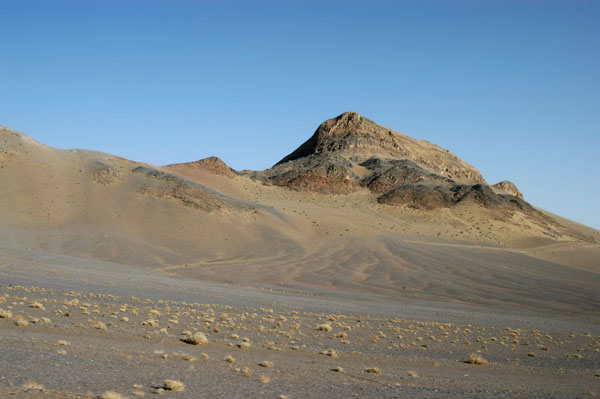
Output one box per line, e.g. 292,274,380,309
245,112,540,216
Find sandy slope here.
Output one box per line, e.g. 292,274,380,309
1,124,599,318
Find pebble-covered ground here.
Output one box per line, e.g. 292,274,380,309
1,282,599,399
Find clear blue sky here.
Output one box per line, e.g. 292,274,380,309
1,0,599,229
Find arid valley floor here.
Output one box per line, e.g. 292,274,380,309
1,114,599,398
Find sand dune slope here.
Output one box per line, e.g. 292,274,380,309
0,125,302,267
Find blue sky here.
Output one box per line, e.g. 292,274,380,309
1,0,599,229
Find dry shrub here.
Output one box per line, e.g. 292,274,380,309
319,349,338,358
21,381,44,391
164,380,185,392
181,332,207,345
224,355,236,363
259,360,273,368
91,320,107,332
317,323,332,332
364,367,382,374
237,342,251,349
15,319,29,327
29,301,45,310
466,353,489,365
259,374,270,383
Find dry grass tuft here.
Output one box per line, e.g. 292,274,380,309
407,370,418,378
319,349,339,358
259,374,270,383
56,340,71,346
181,332,207,345
15,318,29,327
259,360,274,368
0,308,13,319
237,341,251,349
163,379,185,392
21,381,44,391
364,367,382,374
91,320,108,332
29,301,45,310
466,353,489,365
317,323,332,332
224,354,236,363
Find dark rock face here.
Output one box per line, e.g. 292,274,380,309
274,112,485,185
377,184,449,210
265,154,358,194
249,112,537,215
360,158,450,194
378,182,537,213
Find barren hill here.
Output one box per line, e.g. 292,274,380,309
249,113,552,225
1,117,599,317
0,125,301,268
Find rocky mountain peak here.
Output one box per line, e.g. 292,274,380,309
274,112,485,185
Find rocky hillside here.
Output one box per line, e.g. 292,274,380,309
249,112,533,214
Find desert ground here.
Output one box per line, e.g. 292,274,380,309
1,118,599,398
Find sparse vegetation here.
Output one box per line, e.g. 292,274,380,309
364,367,382,374
181,332,208,345
466,353,489,365
91,320,107,332
164,379,185,392
0,308,13,319
21,381,44,391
